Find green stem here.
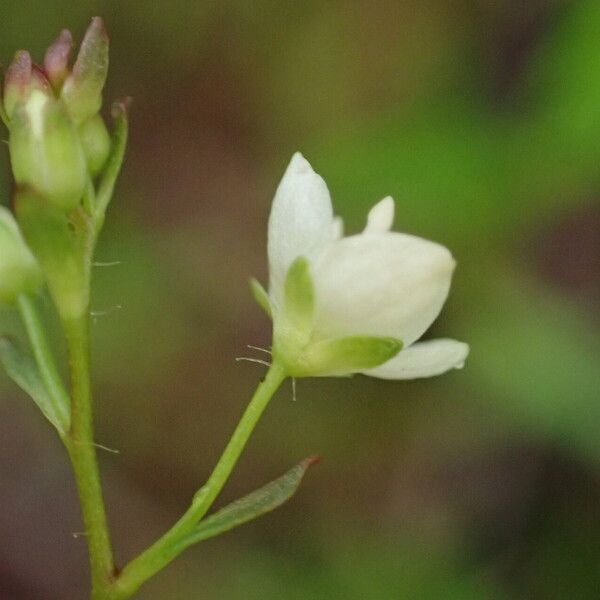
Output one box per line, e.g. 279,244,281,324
63,315,115,599
110,362,287,600
17,293,71,433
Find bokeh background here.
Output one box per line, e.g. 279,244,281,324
1,1,600,598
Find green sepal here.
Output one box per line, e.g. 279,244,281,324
0,336,70,435
61,17,109,125
0,99,8,127
9,92,87,212
78,113,111,178
93,100,129,235
297,335,403,377
283,256,314,335
178,456,319,549
15,189,89,320
250,278,272,317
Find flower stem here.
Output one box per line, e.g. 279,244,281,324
63,314,115,599
109,362,287,600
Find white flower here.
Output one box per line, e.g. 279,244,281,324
255,152,469,379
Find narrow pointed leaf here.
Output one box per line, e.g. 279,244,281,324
0,207,42,303
0,336,69,434
178,456,319,548
284,256,314,333
304,335,402,376
250,278,272,317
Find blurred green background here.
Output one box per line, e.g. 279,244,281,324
1,1,600,598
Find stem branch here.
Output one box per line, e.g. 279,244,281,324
110,362,287,599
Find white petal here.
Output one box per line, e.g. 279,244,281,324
312,233,455,346
362,338,469,380
268,153,333,308
331,216,344,240
364,196,395,234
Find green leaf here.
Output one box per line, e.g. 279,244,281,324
0,336,69,434
303,335,402,377
0,206,43,304
178,456,319,548
250,277,272,317
283,256,314,334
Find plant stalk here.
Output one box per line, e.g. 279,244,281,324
109,362,287,599
63,314,115,599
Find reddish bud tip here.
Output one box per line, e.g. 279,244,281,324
111,97,132,119
31,64,52,92
77,18,109,67
4,50,32,96
44,29,73,90
61,16,109,124
90,16,109,38
304,455,322,468
4,52,52,119
74,17,109,79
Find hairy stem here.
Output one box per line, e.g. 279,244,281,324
63,314,115,599
109,362,287,599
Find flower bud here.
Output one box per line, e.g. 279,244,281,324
0,206,43,304
3,51,52,120
9,89,87,212
61,17,109,125
78,113,111,177
43,29,73,92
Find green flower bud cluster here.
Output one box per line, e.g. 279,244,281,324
3,18,111,212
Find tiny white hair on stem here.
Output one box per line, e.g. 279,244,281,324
235,357,271,367
93,442,120,454
247,344,272,355
91,304,122,324
72,440,120,454
93,260,121,267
